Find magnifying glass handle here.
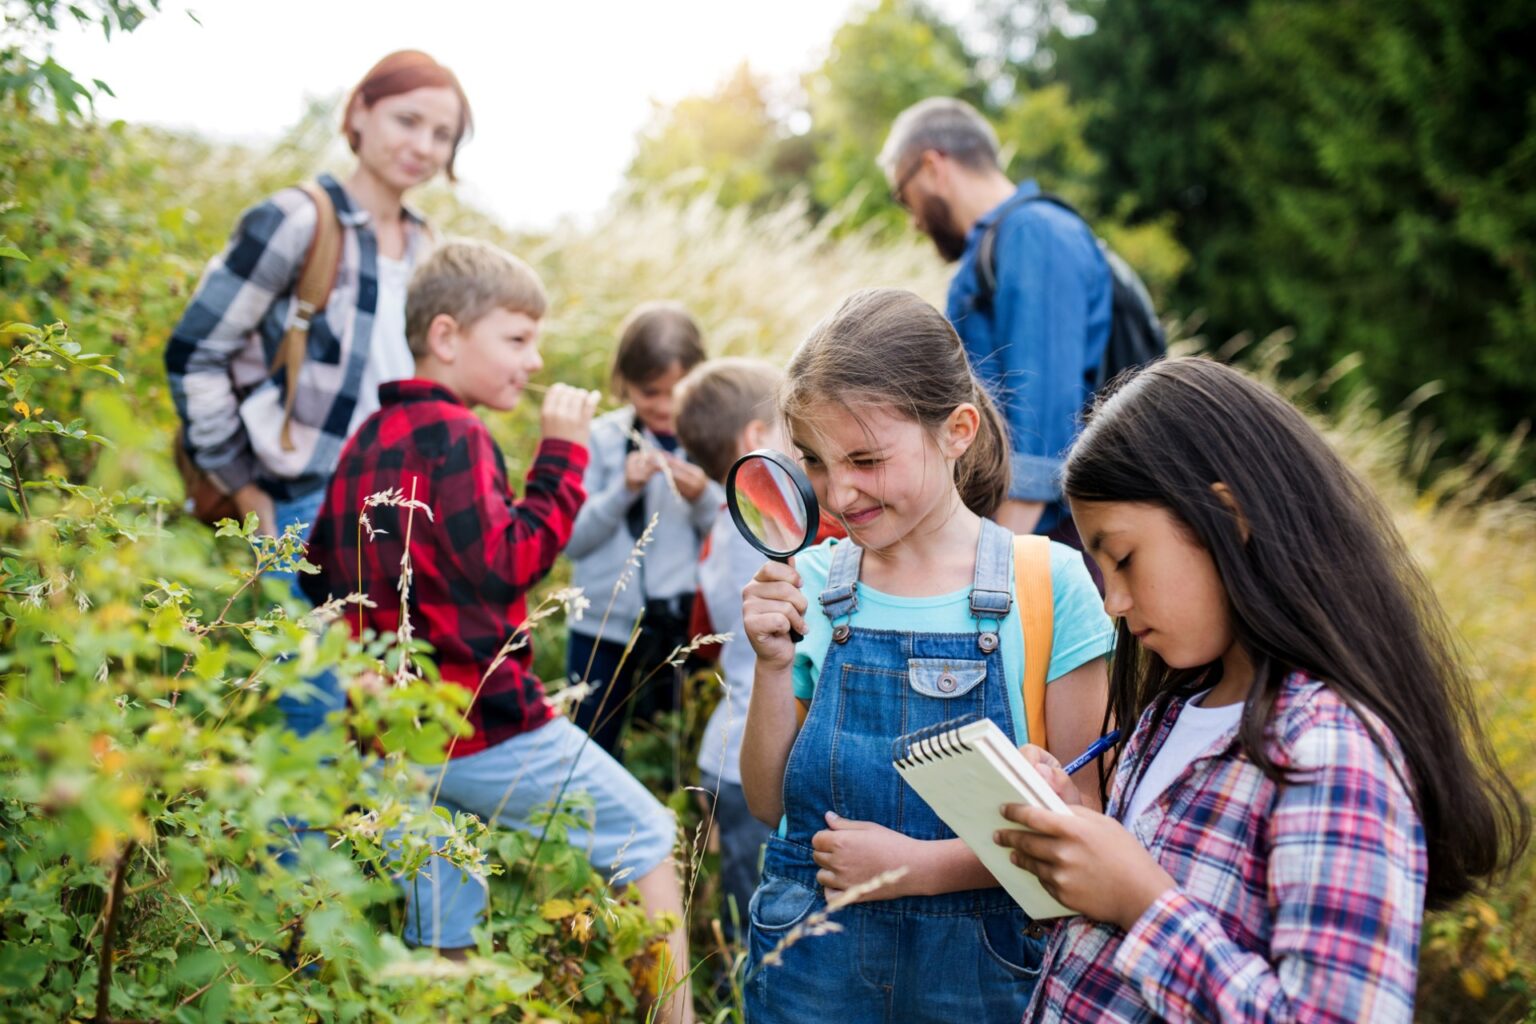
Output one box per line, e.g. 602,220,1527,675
770,552,805,644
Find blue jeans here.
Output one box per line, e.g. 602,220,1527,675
744,520,1043,1023
269,488,344,737
397,717,676,949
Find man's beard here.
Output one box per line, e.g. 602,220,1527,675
920,194,968,263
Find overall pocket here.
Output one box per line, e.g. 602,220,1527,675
748,873,820,935
906,658,987,699
976,910,1046,979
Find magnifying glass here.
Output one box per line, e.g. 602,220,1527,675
726,449,821,642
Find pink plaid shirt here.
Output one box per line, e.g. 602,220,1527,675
1026,672,1426,1023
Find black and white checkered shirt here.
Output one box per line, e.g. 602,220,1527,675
165,174,431,501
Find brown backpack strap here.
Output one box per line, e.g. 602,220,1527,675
270,180,343,452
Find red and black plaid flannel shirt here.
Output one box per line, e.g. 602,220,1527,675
300,378,588,757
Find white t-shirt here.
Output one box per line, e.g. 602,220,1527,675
1122,691,1243,825
356,252,417,420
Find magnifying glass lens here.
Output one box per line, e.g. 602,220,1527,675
732,456,810,558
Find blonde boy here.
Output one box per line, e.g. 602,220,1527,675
301,240,693,1022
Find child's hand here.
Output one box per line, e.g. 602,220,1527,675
666,456,710,501
624,450,662,492
540,385,600,446
993,805,1175,930
1018,744,1085,807
742,559,806,670
811,811,922,902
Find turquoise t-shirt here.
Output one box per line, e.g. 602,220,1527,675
790,536,1115,746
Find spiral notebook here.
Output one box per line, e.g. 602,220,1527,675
892,714,1075,919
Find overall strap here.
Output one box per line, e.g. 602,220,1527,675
969,519,1015,619
798,539,864,729
818,539,862,622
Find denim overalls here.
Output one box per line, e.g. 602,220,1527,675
745,519,1044,1023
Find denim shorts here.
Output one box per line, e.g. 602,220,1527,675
400,716,676,948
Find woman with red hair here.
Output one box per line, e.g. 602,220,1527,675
165,51,472,733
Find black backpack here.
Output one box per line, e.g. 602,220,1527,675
975,192,1165,391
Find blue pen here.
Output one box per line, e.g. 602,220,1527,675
1061,730,1122,776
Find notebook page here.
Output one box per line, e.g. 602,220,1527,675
895,719,1075,919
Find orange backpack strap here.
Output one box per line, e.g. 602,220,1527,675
1013,535,1054,748
271,180,343,452
795,697,809,729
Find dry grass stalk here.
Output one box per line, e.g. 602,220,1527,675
627,427,683,502
389,478,427,689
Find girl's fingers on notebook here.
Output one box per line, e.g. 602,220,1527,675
995,808,1176,929
1018,744,1059,770
997,803,1066,832
1019,747,1081,806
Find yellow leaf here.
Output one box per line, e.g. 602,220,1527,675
1474,901,1499,929
540,898,578,921
1459,967,1487,1000
89,825,120,863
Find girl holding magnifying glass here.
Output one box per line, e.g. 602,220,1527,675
738,288,1116,1022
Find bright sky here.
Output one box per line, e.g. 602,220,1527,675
42,0,892,230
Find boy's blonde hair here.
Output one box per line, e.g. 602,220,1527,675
674,357,783,483
406,239,547,356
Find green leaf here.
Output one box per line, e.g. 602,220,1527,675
172,947,224,986
0,247,28,262
0,946,49,992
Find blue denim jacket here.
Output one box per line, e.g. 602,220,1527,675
946,181,1111,532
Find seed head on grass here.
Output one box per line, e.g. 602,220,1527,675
303,592,376,626
756,867,910,969
360,485,435,540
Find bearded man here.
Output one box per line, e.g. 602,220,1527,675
880,98,1111,543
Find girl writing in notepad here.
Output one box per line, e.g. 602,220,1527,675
994,358,1529,1023
737,289,1116,1023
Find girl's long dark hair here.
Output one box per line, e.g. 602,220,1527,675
1065,357,1528,907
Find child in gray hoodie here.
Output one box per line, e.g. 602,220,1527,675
565,303,719,757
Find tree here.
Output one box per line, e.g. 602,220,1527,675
626,63,800,209
1223,0,1536,472
1057,0,1536,478
0,0,161,114
804,0,983,230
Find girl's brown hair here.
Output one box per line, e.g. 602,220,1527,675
610,302,706,394
344,50,474,182
782,288,1010,517
1065,357,1529,906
